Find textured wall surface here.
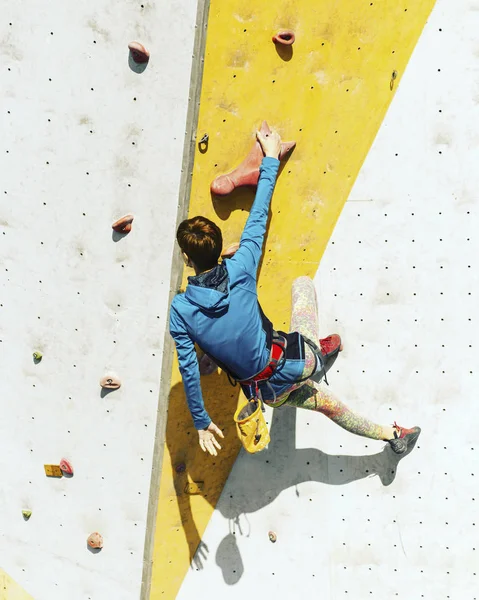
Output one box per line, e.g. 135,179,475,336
0,1,197,598
151,0,435,597
178,0,479,598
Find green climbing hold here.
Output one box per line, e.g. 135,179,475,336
22,510,32,519
33,351,43,361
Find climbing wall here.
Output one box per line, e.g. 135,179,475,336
0,1,198,598
150,0,436,597
177,0,479,598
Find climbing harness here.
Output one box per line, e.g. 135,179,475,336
229,332,341,452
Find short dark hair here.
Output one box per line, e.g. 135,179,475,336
176,216,223,271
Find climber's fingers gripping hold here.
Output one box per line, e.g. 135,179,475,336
198,421,224,456
256,129,282,159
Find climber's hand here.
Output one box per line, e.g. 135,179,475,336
256,129,282,159
198,421,224,456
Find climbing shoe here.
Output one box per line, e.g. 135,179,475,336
305,333,342,385
319,334,343,357
388,422,421,454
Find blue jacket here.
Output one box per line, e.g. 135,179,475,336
169,157,305,429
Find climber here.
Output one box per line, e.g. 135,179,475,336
169,128,421,457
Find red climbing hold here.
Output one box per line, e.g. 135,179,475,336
87,532,103,549
211,121,295,196
272,30,295,46
59,458,74,475
112,214,134,234
128,41,150,64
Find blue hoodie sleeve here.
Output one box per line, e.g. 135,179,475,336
169,299,211,430
230,156,280,276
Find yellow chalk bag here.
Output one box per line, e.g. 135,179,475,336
234,398,270,453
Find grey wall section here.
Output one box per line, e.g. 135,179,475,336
0,1,197,599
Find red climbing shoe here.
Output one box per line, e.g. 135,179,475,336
319,334,342,357
388,422,421,454
307,334,342,385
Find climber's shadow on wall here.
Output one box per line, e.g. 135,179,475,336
213,403,405,585
165,371,406,582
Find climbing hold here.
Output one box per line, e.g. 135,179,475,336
221,242,240,259
390,70,398,91
22,510,32,520
87,532,103,549
199,354,218,376
100,373,121,389
175,462,186,474
211,121,295,196
272,30,295,46
33,351,43,361
112,214,134,234
44,464,63,478
268,531,277,543
198,133,209,153
184,481,204,495
128,41,150,64
59,458,74,475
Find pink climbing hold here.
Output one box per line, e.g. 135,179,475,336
87,532,103,549
128,41,150,64
210,121,295,196
272,30,295,46
59,458,74,475
112,214,134,234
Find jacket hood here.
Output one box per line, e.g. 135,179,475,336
185,262,230,314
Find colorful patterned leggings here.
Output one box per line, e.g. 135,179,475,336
273,276,384,441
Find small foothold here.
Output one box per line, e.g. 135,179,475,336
22,510,32,520
87,532,103,549
100,374,121,389
390,70,398,90
44,464,63,477
33,351,43,361
59,458,74,475
199,354,218,376
221,242,240,259
128,41,150,64
272,30,295,46
112,214,134,234
175,462,186,474
268,531,277,543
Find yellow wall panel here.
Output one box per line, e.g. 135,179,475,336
0,570,33,600
150,1,434,598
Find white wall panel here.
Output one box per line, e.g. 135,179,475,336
0,1,198,598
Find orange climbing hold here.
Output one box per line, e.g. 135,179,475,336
221,242,240,259
87,532,103,549
128,41,150,64
210,121,295,196
112,214,134,234
272,30,295,45
100,373,121,389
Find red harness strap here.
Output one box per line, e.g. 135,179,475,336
238,334,287,387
